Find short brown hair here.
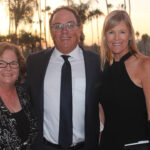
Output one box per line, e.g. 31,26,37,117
49,6,82,27
0,42,26,84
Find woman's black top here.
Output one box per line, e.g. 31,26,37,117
100,52,149,150
0,86,37,150
12,109,30,143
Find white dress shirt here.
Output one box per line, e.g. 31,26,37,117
43,45,86,145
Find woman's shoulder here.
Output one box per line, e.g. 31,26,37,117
136,53,150,69
133,53,150,79
16,85,27,93
16,85,30,103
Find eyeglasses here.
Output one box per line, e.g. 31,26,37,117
0,60,19,69
51,22,79,32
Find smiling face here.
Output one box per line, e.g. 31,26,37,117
50,9,82,54
0,49,19,86
106,21,130,61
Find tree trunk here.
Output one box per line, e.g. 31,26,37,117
96,16,100,45
124,0,126,10
105,0,109,14
44,0,47,48
37,0,42,48
128,0,131,16
8,0,11,35
91,20,94,46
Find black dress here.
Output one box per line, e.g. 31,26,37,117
100,52,149,150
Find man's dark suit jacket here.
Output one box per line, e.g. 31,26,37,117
25,47,102,150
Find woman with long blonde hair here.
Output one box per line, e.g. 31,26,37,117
99,10,150,150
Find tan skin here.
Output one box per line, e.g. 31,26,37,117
50,9,82,54
99,103,105,126
99,103,105,142
0,49,22,113
106,21,150,121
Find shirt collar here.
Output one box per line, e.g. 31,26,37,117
53,45,82,61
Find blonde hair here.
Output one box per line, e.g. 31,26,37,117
100,10,138,70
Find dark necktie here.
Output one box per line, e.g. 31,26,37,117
59,55,72,148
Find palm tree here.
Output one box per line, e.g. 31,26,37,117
135,31,140,40
42,1,51,48
108,4,113,13
19,30,41,55
71,2,104,45
71,2,89,24
62,0,73,6
71,2,89,45
88,11,94,45
88,9,104,45
95,0,111,14
105,0,109,14
118,0,126,10
5,0,11,35
128,0,131,16
124,0,126,10
43,0,47,48
91,9,104,45
138,34,150,56
9,0,36,35
8,0,11,35
35,0,42,48
1,0,11,35
118,4,125,10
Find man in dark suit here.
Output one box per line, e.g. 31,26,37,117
26,6,102,150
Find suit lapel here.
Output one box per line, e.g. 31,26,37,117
37,48,54,135
40,48,54,85
82,49,93,111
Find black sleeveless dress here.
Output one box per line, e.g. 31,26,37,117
100,52,149,150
